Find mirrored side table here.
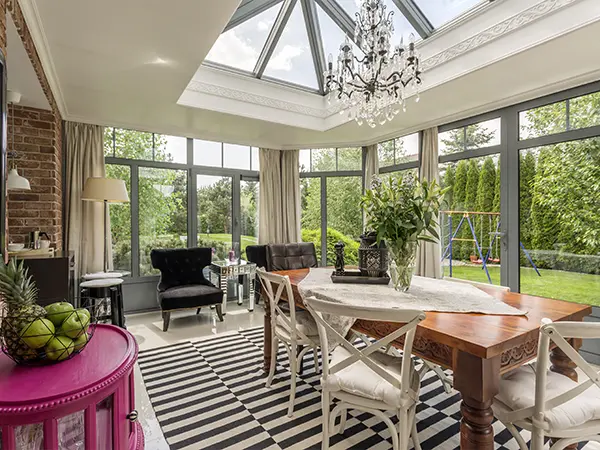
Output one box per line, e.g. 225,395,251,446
208,260,256,314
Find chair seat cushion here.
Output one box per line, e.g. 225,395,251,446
275,309,319,338
158,284,223,310
496,363,600,431
323,346,419,408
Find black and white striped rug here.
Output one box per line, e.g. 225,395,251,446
137,327,592,450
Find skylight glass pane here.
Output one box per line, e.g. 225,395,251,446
413,0,483,28
263,2,318,89
317,4,364,65
205,4,280,72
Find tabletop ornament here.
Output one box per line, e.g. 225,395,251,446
334,241,346,275
0,259,101,365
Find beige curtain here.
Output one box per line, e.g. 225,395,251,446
363,144,379,192
415,127,442,278
363,144,379,226
258,148,301,244
64,122,107,275
280,150,301,243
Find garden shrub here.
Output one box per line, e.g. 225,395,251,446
301,228,360,265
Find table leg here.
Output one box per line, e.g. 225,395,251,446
454,351,500,450
249,275,255,312
238,283,243,305
220,275,228,315
263,297,272,373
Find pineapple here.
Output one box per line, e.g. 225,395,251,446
0,259,46,360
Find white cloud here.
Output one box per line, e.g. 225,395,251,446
205,31,258,71
257,20,270,32
268,45,304,71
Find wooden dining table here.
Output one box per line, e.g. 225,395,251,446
264,269,592,450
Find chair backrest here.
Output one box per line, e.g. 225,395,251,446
150,247,212,291
256,268,313,342
267,243,318,271
305,296,425,400
508,319,600,425
246,245,269,271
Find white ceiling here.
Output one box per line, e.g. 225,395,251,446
18,0,600,149
6,15,49,109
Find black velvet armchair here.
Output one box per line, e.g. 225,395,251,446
150,247,224,331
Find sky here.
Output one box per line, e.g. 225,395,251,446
204,0,483,89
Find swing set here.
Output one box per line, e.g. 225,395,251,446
440,211,541,284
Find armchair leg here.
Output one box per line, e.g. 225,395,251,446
215,304,224,322
196,308,201,315
162,311,171,332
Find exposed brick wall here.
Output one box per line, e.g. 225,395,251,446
4,0,64,250
7,105,61,247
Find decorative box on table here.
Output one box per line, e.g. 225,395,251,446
0,324,143,450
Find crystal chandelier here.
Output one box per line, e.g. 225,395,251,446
324,0,422,127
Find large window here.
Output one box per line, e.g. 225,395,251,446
197,175,232,260
440,155,501,285
519,139,600,306
438,118,501,155
240,180,259,258
300,146,363,265
105,128,260,280
378,133,419,167
106,164,131,272
138,168,187,276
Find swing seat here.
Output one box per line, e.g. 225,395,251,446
470,255,483,264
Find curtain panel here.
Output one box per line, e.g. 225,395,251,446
416,127,442,278
64,122,108,275
258,149,301,244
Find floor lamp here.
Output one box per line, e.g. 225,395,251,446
82,177,130,273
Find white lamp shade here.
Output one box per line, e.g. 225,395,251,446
82,177,130,203
7,168,31,190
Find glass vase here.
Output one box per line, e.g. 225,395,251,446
388,240,418,292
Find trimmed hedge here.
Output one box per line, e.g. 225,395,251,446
301,228,360,265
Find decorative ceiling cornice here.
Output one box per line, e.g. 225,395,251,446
189,0,581,120
186,80,329,118
421,0,579,72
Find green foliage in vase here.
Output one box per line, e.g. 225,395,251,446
361,173,447,247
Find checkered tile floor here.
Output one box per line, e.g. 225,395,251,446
137,327,596,449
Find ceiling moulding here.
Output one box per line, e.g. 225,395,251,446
185,80,329,118
15,0,68,117
186,0,584,127
421,0,579,72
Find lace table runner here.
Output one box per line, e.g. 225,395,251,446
298,268,527,343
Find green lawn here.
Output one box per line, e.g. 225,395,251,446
447,265,600,307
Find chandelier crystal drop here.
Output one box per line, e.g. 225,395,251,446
324,0,423,127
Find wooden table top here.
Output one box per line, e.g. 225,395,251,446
275,268,592,360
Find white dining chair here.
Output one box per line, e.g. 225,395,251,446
493,319,600,450
256,268,321,417
305,296,425,450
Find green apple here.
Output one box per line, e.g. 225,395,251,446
44,336,74,361
19,318,55,349
72,332,89,352
59,310,90,339
44,302,74,327
75,308,91,322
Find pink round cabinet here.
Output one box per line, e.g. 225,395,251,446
0,324,143,449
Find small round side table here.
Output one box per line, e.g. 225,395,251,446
0,324,143,450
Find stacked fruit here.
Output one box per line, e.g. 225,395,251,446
19,302,92,362
0,259,92,364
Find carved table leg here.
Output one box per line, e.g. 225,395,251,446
454,350,500,450
550,339,581,449
263,298,272,373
